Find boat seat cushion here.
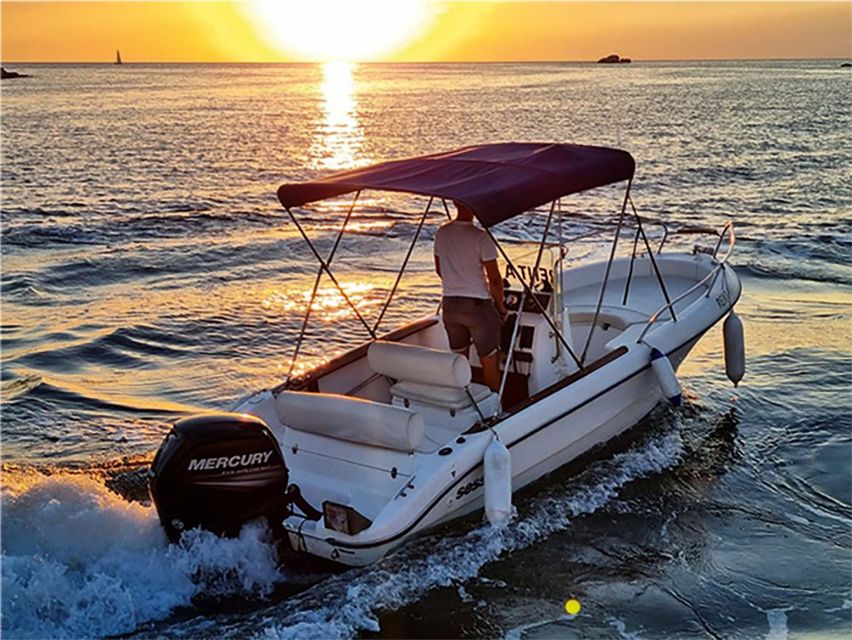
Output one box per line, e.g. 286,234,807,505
391,381,493,412
274,390,424,452
367,341,471,388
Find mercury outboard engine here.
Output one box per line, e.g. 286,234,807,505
149,413,289,542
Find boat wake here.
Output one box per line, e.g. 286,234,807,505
1,427,683,640
0,471,282,640
158,428,685,639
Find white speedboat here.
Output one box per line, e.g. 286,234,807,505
149,143,744,567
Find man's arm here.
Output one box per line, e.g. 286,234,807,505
484,259,507,317
434,254,442,277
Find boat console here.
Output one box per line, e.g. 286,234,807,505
499,273,576,397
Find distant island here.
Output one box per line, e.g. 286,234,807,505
1,67,30,79
597,54,632,64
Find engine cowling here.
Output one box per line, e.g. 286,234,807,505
148,413,289,542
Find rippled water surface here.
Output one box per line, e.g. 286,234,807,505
2,61,851,639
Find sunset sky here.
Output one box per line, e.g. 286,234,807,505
1,1,850,63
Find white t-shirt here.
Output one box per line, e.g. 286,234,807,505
434,220,498,299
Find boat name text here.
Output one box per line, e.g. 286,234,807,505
455,477,484,499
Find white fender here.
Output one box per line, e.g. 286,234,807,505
723,312,745,387
650,347,682,407
484,436,512,527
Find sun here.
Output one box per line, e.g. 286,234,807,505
246,0,436,62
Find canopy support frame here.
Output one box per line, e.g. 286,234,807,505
284,191,362,382
579,179,632,365
486,221,584,373
622,227,642,305
630,197,676,321
498,200,557,402
372,197,434,334
282,174,640,386
285,199,378,372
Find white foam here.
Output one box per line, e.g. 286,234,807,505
259,431,684,640
608,617,644,640
764,608,790,640
504,614,572,640
1,471,282,639
824,598,852,613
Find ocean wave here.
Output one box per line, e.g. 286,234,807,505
0,208,284,249
9,324,194,375
0,374,44,404
741,262,852,287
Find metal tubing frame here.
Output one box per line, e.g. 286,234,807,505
486,226,584,372
285,191,361,381
434,199,454,315
372,197,434,333
579,179,632,365
622,226,641,305
630,197,676,322
497,201,557,401
657,221,670,254
283,181,677,381
554,198,566,361
441,198,453,220
705,221,735,294
285,202,377,340
637,221,735,343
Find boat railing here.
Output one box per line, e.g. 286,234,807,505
655,221,670,254
637,221,735,344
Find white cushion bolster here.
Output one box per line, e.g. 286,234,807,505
391,381,492,411
274,390,424,452
367,340,471,388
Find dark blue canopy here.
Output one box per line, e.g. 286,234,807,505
277,142,634,228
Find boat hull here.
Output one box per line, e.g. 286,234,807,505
274,335,702,567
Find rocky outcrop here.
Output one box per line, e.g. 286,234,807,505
597,54,631,64
1,67,30,79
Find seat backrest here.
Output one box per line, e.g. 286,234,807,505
367,340,471,389
275,390,424,452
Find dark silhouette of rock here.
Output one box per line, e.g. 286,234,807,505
597,54,631,64
841,63,852,68
1,67,30,79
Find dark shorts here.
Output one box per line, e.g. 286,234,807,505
442,296,501,357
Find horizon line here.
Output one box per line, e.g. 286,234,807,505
3,56,849,64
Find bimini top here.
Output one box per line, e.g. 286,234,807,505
277,142,634,228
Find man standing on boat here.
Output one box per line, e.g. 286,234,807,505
434,201,507,391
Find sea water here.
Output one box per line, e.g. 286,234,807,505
2,60,850,638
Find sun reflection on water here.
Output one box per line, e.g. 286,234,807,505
311,61,365,171
262,280,385,323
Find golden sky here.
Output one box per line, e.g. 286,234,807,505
1,1,850,62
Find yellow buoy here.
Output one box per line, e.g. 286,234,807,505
564,598,582,615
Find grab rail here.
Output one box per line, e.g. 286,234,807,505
657,224,723,254
656,221,670,254
637,221,735,343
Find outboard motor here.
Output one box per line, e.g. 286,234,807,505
149,413,289,542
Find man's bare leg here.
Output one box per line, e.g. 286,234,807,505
480,351,500,392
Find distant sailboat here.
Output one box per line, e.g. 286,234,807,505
115,49,123,65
